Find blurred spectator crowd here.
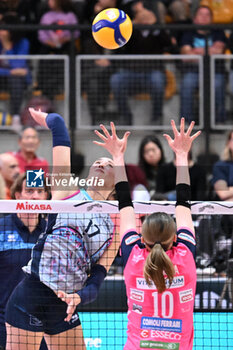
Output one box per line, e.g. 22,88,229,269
1,1,233,127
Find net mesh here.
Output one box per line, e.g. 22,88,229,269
0,200,232,349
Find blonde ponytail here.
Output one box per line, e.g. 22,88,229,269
142,212,176,293
144,243,175,293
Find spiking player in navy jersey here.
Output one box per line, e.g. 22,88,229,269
0,173,49,350
5,110,128,350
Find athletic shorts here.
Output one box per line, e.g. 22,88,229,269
5,275,81,335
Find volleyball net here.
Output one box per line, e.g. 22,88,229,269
0,200,233,350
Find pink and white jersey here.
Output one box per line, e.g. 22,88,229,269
123,230,196,350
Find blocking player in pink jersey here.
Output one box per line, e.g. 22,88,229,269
94,118,201,350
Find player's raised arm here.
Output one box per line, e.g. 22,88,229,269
163,118,201,233
94,122,136,238
29,108,73,199
57,123,133,318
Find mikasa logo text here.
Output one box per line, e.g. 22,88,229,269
16,202,52,211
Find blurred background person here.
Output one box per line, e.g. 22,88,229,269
37,0,79,100
0,0,41,24
138,134,165,198
126,163,150,201
10,127,49,174
0,173,49,350
38,0,79,53
0,0,42,53
0,153,19,199
144,0,191,24
179,5,226,123
212,129,233,201
0,12,31,129
157,150,207,200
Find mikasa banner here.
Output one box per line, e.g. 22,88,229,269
0,200,232,214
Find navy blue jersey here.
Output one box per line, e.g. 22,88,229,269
212,160,233,187
0,214,46,347
24,190,114,294
180,29,226,73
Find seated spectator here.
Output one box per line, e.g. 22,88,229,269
212,129,233,201
0,153,19,199
125,163,150,201
11,126,49,174
89,0,117,16
11,0,45,53
157,151,207,200
0,0,41,24
38,0,79,53
110,7,173,125
138,134,165,198
144,0,190,24
0,13,31,130
179,5,226,124
37,0,79,99
117,0,143,19
0,173,49,350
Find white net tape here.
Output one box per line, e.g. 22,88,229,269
0,200,232,214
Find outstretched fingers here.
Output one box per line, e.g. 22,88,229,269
185,121,195,136
94,129,107,142
94,123,116,143
121,131,130,153
171,119,179,137
163,133,173,145
93,140,105,147
100,124,111,139
179,117,185,134
191,130,201,141
110,122,117,138
123,131,130,142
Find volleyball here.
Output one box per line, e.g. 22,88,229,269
92,8,133,50
0,112,12,126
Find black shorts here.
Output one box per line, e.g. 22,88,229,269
5,275,81,335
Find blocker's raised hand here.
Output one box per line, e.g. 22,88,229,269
93,122,130,159
163,118,201,155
